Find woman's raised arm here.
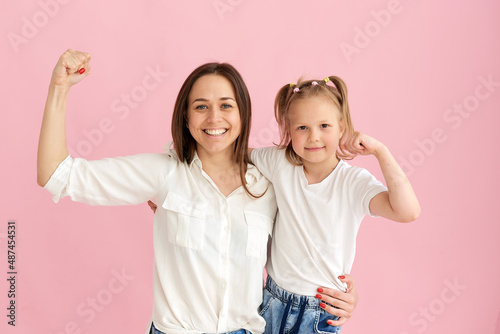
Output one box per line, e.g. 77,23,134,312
37,49,91,186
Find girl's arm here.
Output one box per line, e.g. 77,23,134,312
342,132,421,223
37,49,91,186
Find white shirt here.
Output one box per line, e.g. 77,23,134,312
45,145,277,334
251,147,387,296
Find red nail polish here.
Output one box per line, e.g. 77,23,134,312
78,68,85,74
320,302,326,308
317,288,323,293
327,320,333,325
339,275,345,280
315,294,322,299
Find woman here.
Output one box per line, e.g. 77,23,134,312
37,49,357,334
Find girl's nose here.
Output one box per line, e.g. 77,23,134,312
308,129,320,142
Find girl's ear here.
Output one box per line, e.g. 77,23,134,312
339,118,346,139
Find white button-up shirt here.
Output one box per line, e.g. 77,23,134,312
44,145,277,334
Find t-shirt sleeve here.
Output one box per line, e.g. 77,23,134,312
250,147,281,181
348,167,388,218
44,153,173,206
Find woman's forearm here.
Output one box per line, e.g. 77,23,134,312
37,84,71,186
37,49,91,187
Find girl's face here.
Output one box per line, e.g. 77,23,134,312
187,74,241,160
288,95,345,169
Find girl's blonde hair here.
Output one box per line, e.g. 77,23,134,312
274,76,355,165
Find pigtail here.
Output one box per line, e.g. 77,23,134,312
274,84,294,149
327,76,355,160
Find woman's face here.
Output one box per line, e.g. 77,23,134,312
187,74,241,160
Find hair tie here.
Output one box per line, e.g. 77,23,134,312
324,77,330,83
290,83,295,87
311,81,318,86
293,87,300,93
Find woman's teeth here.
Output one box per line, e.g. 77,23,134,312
204,129,228,136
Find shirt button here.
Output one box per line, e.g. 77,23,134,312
221,255,225,260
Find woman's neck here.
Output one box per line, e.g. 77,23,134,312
196,149,242,196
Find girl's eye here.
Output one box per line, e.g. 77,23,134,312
298,126,307,130
320,124,330,128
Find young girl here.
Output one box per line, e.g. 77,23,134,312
251,76,420,333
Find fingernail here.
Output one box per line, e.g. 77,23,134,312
317,288,323,293
327,320,333,325
315,294,322,299
78,68,85,74
320,302,326,308
339,275,345,280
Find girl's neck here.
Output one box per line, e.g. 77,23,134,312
302,156,340,185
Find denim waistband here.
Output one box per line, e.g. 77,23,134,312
264,275,320,309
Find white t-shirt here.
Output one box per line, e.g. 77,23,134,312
44,145,277,334
251,147,387,296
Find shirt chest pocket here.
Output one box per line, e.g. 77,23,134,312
244,211,273,260
161,193,208,250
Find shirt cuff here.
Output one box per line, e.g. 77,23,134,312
366,187,388,217
44,155,73,203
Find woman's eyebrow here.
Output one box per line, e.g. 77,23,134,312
192,97,236,104
192,98,209,104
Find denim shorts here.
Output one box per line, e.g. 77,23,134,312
150,321,251,334
259,275,342,334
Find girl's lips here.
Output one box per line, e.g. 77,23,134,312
305,146,324,151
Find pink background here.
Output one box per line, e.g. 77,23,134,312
1,0,500,333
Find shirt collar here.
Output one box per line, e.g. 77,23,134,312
189,152,203,169
245,164,260,184
165,142,260,184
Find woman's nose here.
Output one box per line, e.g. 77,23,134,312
207,108,222,122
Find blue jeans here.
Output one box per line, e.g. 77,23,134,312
150,322,251,334
260,275,342,334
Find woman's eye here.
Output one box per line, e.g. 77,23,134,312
221,103,232,109
195,105,207,110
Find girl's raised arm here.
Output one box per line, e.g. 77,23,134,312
342,132,421,223
37,49,91,187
